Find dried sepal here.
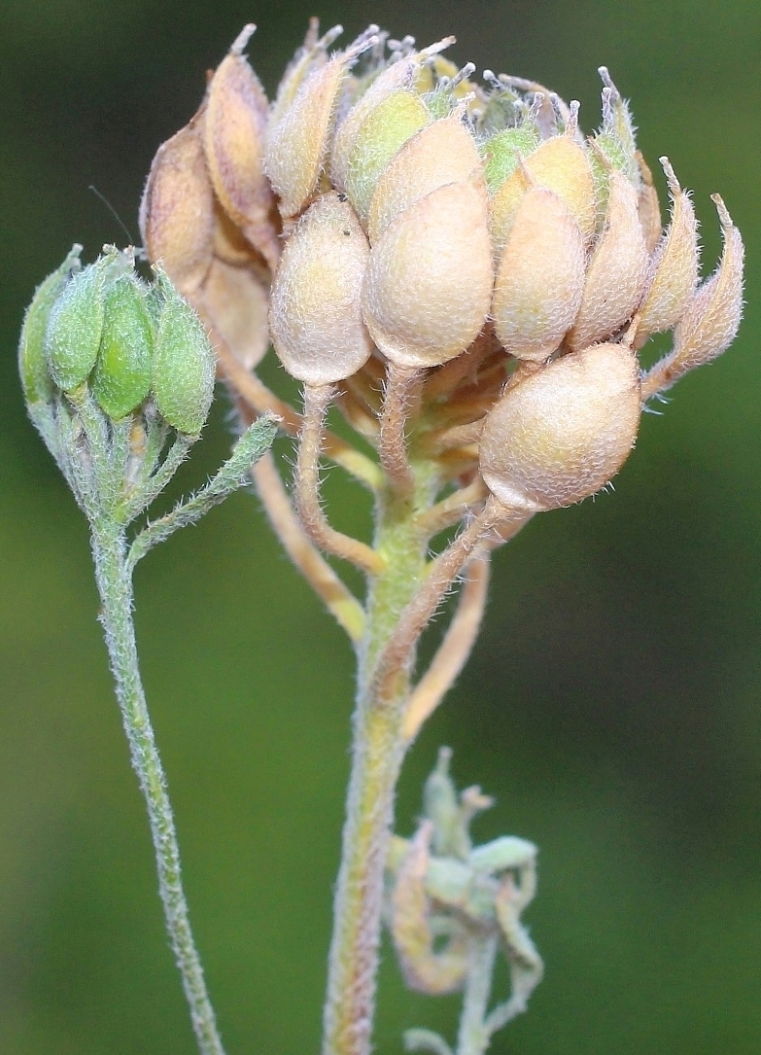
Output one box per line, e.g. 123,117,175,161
479,342,641,512
367,112,481,243
270,19,343,127
198,259,270,371
568,168,649,351
636,150,663,254
633,158,699,349
139,107,215,295
203,26,279,271
362,180,493,369
645,196,743,393
492,188,586,361
270,192,373,384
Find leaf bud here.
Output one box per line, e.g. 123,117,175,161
492,187,586,361
367,112,481,243
45,256,107,392
633,158,699,349
139,110,215,296
568,168,649,351
362,180,493,369
203,26,280,271
270,192,373,384
91,267,154,419
152,273,215,434
479,343,641,512
19,246,81,406
344,90,431,225
648,196,743,391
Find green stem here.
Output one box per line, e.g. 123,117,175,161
322,473,435,1055
455,936,498,1055
91,515,226,1055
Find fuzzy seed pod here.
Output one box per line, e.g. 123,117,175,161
45,259,106,392
479,343,641,512
203,28,279,271
367,114,481,243
91,274,153,419
344,90,431,225
568,169,649,351
492,188,586,361
269,20,341,127
139,110,215,295
489,161,532,257
19,247,81,406
482,126,540,192
362,180,493,368
199,259,270,371
266,50,356,220
270,192,373,384
649,196,743,391
152,274,215,434
633,158,699,349
330,37,454,192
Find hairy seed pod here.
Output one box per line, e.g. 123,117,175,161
152,274,215,434
568,169,649,351
45,258,106,392
492,188,586,361
362,180,493,368
91,274,154,419
19,247,81,406
266,51,355,220
270,192,373,384
344,90,431,225
200,258,270,370
139,110,215,295
479,343,641,512
367,113,481,244
270,20,340,127
489,162,532,257
633,158,699,349
650,196,743,391
482,126,540,192
330,37,454,191
203,28,279,271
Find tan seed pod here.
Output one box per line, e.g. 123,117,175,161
199,258,270,370
646,196,743,392
269,192,373,384
525,136,597,241
266,51,355,220
139,106,214,295
479,342,641,512
203,27,279,272
362,180,493,369
330,37,454,192
489,162,532,258
633,158,699,349
344,90,431,226
568,168,649,351
270,20,342,127
367,113,481,243
492,187,586,361
636,150,663,254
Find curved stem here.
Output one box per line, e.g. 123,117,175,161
91,516,225,1055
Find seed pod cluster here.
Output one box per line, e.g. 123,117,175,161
138,23,743,511
20,246,215,435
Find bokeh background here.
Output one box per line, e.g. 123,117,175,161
2,0,761,1051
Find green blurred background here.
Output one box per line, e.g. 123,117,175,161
2,0,761,1051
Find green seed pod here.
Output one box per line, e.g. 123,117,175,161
152,273,215,434
91,274,154,419
482,125,540,192
479,343,641,512
19,246,81,405
45,257,106,391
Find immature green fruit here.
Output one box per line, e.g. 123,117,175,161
152,274,215,434
482,126,540,192
270,192,373,384
479,343,641,512
45,258,106,391
19,246,81,405
91,274,154,419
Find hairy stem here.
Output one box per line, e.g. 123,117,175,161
91,516,225,1055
